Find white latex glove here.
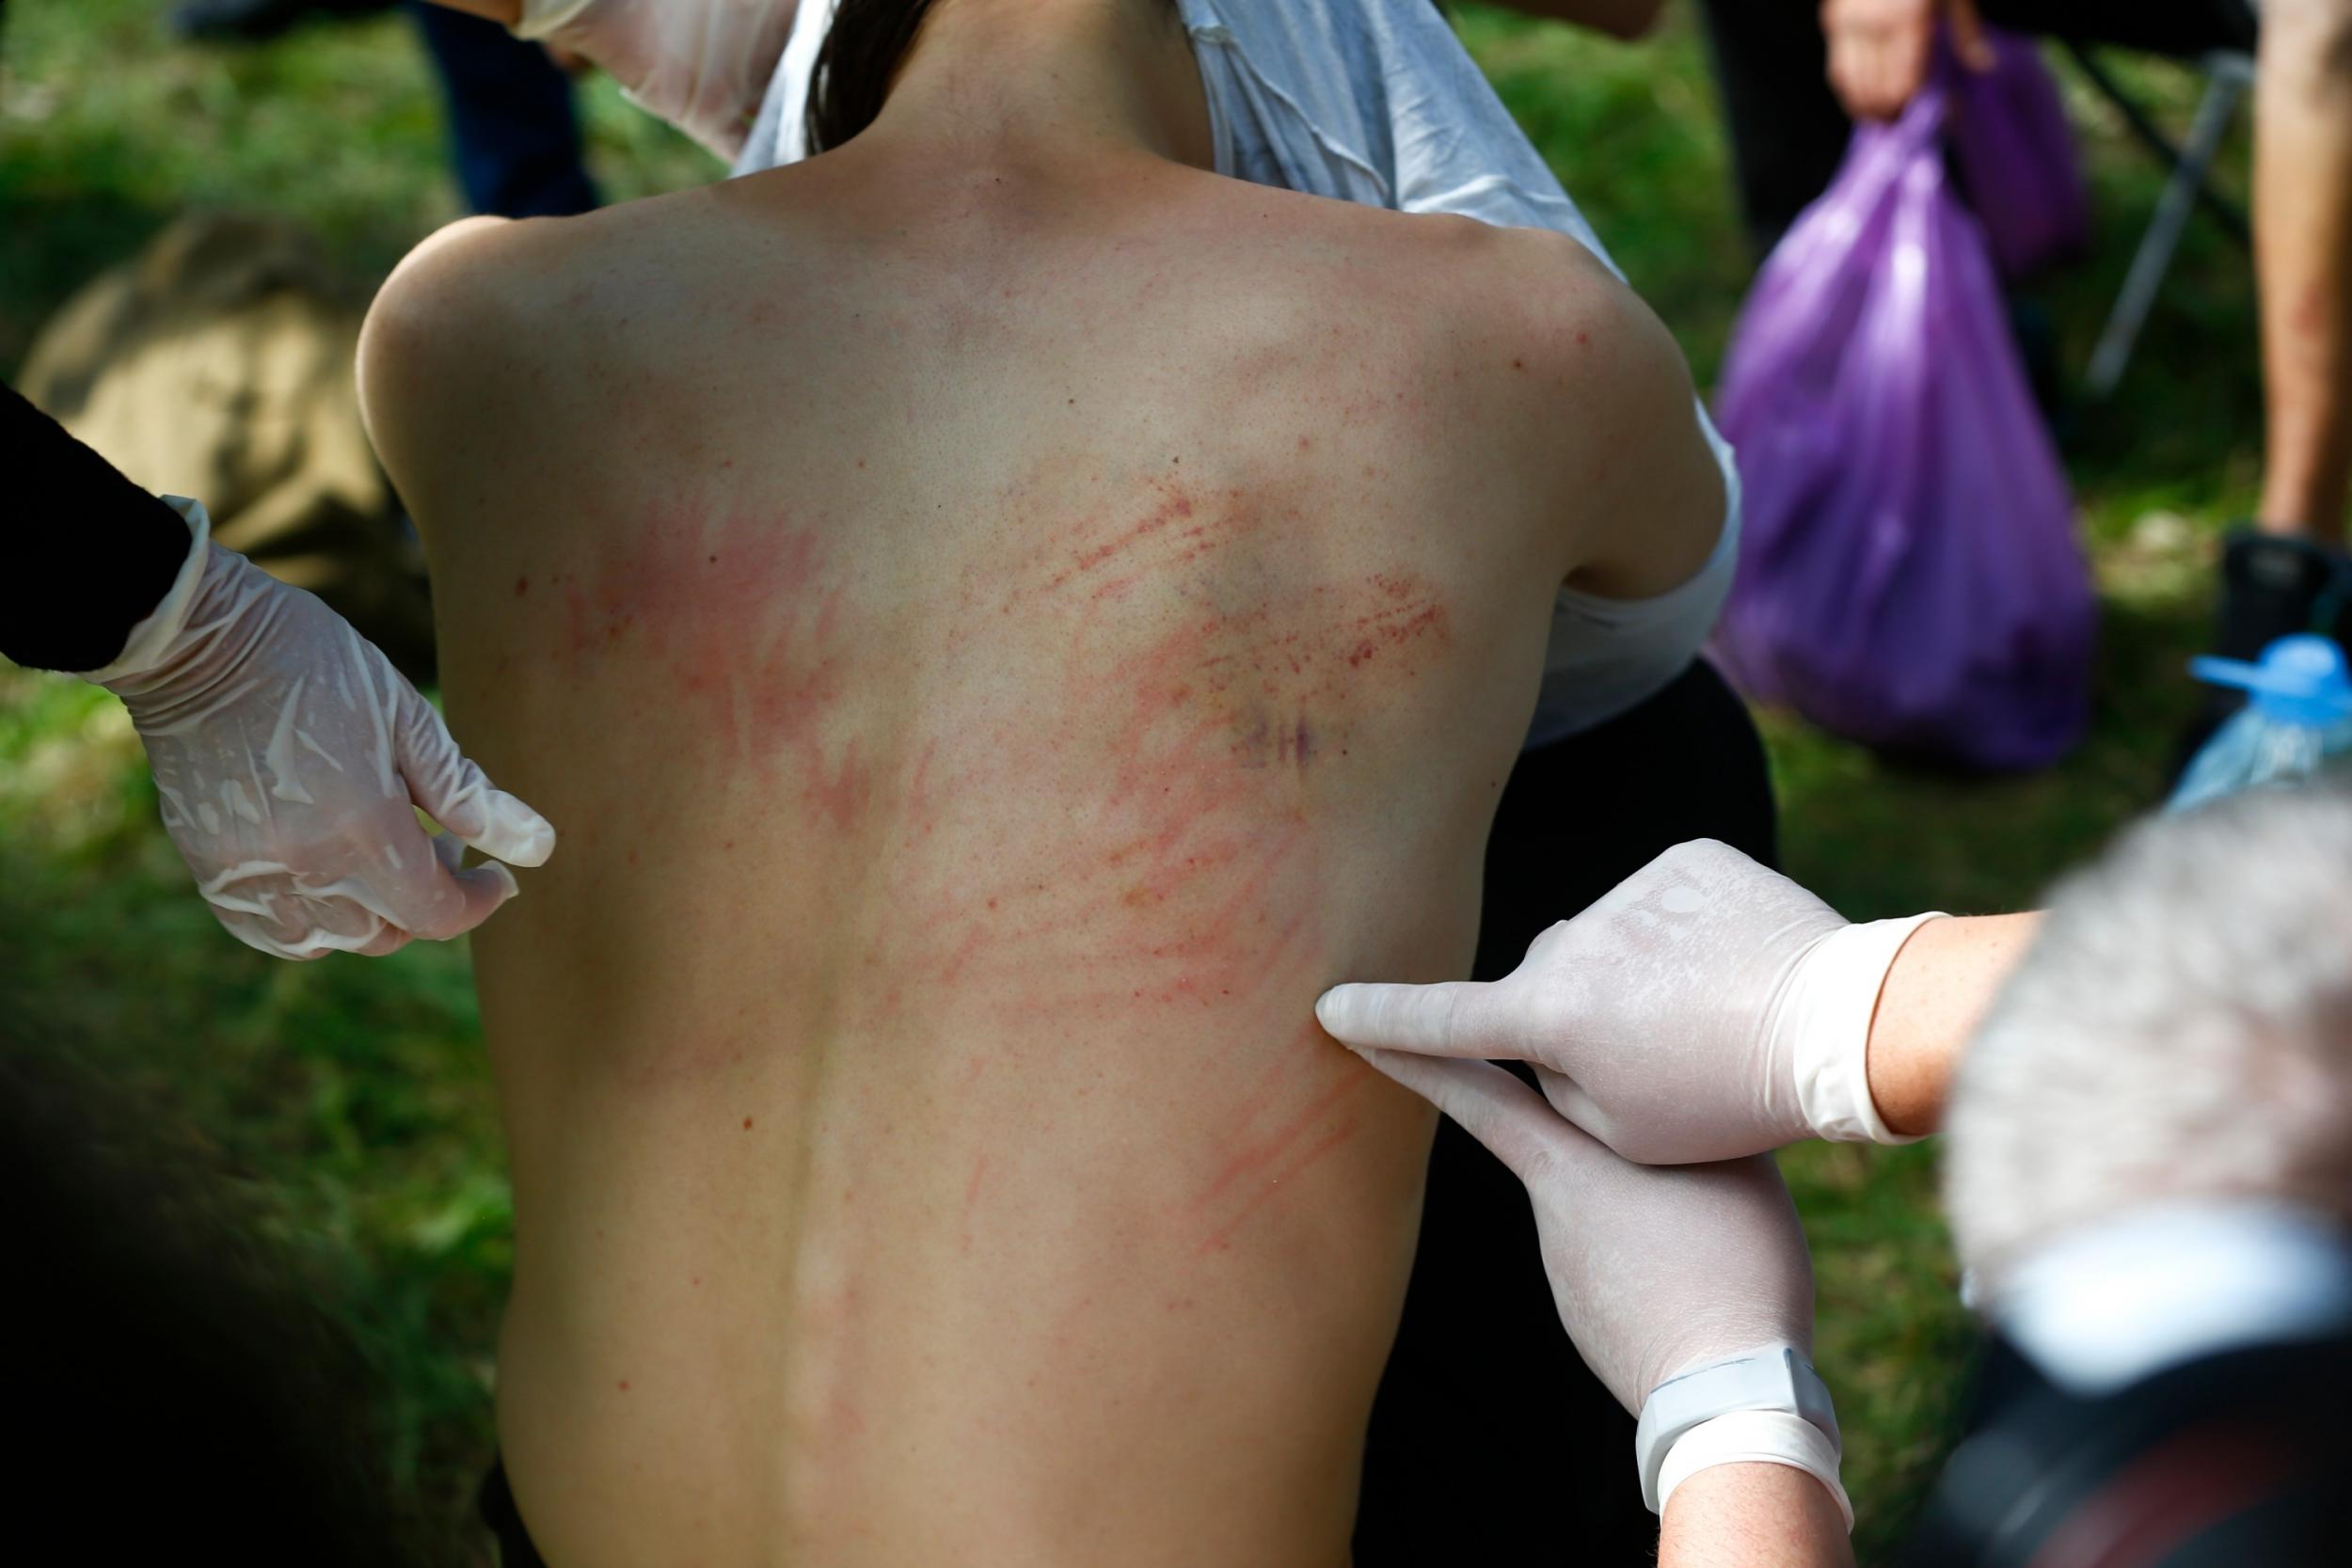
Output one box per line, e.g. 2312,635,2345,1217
514,0,800,160
1317,839,1943,1164
86,498,555,960
1353,1042,1849,1522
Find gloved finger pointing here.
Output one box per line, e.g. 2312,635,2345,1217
469,787,558,867
1352,1048,1572,1184
352,922,414,958
1533,1064,1613,1146
1314,980,1514,1060
398,849,521,943
394,684,557,867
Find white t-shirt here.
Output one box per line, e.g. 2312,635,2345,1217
731,0,1740,744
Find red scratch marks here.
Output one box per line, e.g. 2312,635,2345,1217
1189,1032,1373,1254
804,739,873,832
1343,574,1454,672
959,1153,992,1254
904,738,942,829
881,494,1455,1033
979,478,1255,613
551,498,872,828
1198,1118,1362,1255
1055,488,1194,587
1195,1061,1362,1210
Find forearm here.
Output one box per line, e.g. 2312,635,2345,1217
1489,0,1668,40
1659,1462,1854,1568
4,385,196,673
1864,911,2041,1135
2255,0,2352,540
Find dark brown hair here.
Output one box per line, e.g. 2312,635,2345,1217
805,0,1183,156
806,0,945,156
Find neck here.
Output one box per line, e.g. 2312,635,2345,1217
857,0,1211,171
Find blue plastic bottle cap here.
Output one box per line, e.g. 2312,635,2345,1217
2190,634,2352,728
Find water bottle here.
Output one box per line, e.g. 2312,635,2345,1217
2169,634,2352,812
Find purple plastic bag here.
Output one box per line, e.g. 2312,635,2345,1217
1947,29,2090,279
1708,82,2096,772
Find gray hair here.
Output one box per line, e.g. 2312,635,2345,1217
1944,784,2352,1291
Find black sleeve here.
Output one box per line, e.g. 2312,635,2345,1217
4,382,199,673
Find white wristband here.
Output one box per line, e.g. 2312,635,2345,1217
1786,913,1947,1144
80,495,212,684
1657,1410,1855,1533
512,0,599,40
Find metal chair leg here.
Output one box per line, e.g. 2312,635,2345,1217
2086,53,2256,399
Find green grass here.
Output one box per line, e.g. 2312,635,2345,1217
2,3,2265,1560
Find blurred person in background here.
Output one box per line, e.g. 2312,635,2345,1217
171,0,600,217
13,0,610,705
1323,785,2352,1563
406,0,600,217
1692,0,2352,757
1913,783,2352,1564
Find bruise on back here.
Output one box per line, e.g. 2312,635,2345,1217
882,465,1457,1246
870,464,1456,1016
525,459,1458,1247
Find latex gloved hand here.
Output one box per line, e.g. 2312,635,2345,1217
1352,1042,1851,1527
87,498,555,959
1316,839,1943,1164
514,0,801,160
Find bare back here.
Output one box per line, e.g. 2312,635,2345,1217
363,143,1719,1567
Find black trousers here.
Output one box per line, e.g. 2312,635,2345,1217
1696,0,2260,253
407,1,598,220
1354,657,1778,1565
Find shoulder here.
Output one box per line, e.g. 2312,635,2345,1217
358,214,532,391
357,215,542,484
1442,222,1681,406
1438,223,1724,594
356,206,650,510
